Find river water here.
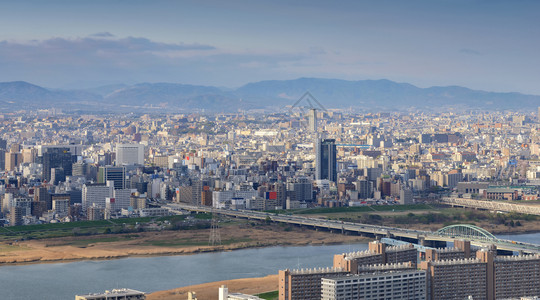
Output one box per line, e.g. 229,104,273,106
0,232,538,300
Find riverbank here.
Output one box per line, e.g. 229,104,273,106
0,223,369,265
1,215,539,266
146,275,278,300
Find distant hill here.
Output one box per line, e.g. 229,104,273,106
0,81,101,109
0,78,538,112
235,78,540,110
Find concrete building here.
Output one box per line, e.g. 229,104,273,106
219,285,263,300
420,258,487,300
279,267,349,300
5,152,22,171
86,204,104,220
82,183,113,209
333,242,418,273
321,270,427,300
52,198,70,217
75,288,145,300
115,143,144,166
399,188,413,204
493,254,540,299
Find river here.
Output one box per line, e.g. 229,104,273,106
0,232,538,300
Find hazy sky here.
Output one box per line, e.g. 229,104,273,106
1,0,539,94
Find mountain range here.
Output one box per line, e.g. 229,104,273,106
0,78,538,113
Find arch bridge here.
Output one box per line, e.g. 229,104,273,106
436,224,499,242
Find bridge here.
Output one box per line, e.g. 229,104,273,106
168,204,540,254
440,197,540,216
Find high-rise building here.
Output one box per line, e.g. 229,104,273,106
22,148,37,163
52,198,70,217
287,177,312,202
279,268,349,300
34,186,52,210
308,108,317,133
316,139,337,182
0,149,5,170
41,147,74,183
400,188,413,204
82,183,114,209
5,152,22,171
115,143,144,166
98,166,126,190
321,270,427,300
9,206,25,226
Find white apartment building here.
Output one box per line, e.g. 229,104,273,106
321,270,426,300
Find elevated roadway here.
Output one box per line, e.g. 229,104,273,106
168,203,540,254
440,197,540,216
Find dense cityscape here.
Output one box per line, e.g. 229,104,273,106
3,1,540,300
0,106,539,299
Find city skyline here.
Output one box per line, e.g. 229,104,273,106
1,0,540,95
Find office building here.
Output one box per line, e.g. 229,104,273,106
399,188,413,205
34,186,52,209
308,108,317,133
287,177,312,203
86,204,104,220
82,183,113,209
316,139,337,182
98,166,126,190
41,147,74,183
52,198,70,217
115,143,144,166
5,152,22,171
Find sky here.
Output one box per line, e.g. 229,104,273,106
0,0,539,94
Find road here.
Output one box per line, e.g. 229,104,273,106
167,203,540,254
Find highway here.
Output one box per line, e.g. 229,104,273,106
440,197,540,216
167,203,540,254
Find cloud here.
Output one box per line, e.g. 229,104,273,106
0,35,311,87
459,48,482,56
90,32,115,37
1,35,215,56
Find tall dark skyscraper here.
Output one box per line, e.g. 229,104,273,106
316,138,337,182
41,147,74,183
98,166,126,190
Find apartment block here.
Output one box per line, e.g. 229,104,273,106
421,258,487,300
334,241,418,274
279,268,349,300
493,255,540,299
321,270,426,300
